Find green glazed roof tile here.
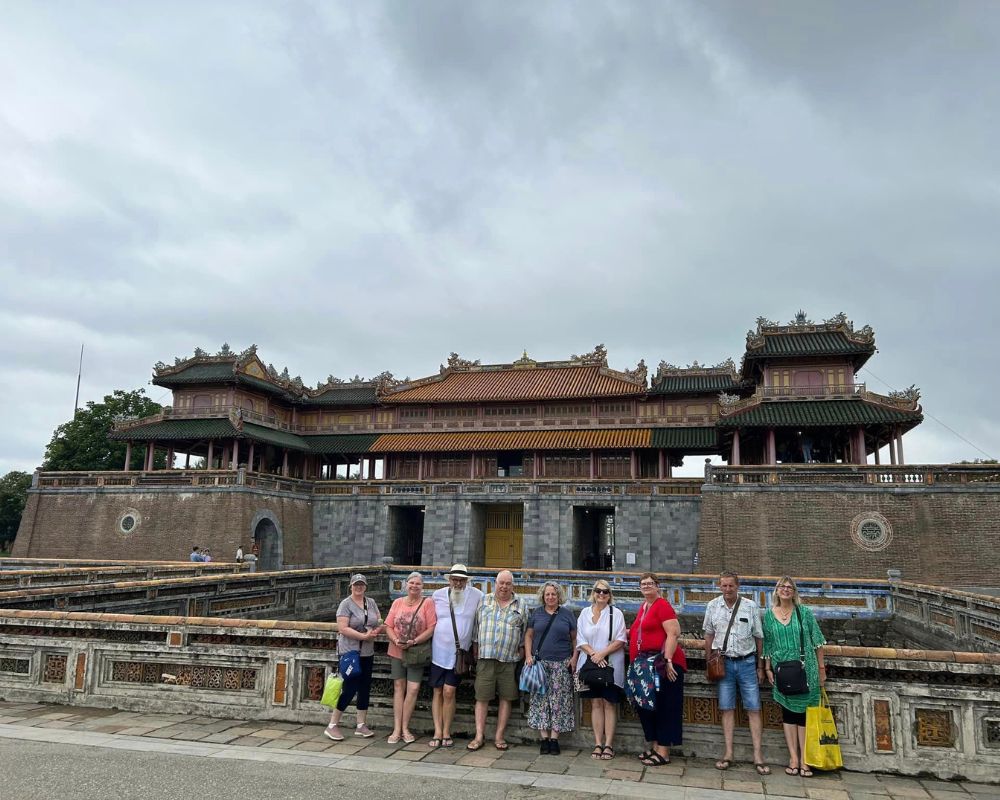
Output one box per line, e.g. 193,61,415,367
305,434,381,454
649,374,742,395
109,419,238,440
240,423,308,450
311,386,378,406
717,400,922,428
153,362,236,385
746,332,874,360
651,427,718,449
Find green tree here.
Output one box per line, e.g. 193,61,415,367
0,470,32,549
42,388,165,471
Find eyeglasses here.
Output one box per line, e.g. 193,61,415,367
639,582,657,588
777,585,794,590
594,588,610,595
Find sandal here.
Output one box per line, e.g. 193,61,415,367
591,745,605,759
800,767,814,778
641,752,669,766
638,749,654,762
755,763,771,776
715,759,732,770
600,746,615,760
466,738,484,751
402,732,416,744
441,737,454,748
387,734,401,744
427,738,441,749
785,767,800,776
495,741,509,751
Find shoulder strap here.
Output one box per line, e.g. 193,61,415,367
533,609,559,657
720,597,741,653
405,596,426,639
448,595,461,646
794,605,805,660
607,604,614,643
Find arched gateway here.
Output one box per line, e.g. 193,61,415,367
250,510,283,571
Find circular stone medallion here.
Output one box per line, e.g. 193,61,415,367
850,512,892,552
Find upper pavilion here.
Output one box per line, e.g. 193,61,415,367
111,312,923,479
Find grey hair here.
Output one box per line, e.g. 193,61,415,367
406,571,423,583
535,581,567,606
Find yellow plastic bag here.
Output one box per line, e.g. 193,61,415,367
805,689,843,770
320,674,343,709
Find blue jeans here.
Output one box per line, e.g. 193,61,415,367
717,654,761,712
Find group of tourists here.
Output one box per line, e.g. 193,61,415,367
323,565,826,776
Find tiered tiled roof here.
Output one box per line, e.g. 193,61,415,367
741,313,876,378
650,359,743,396
109,419,238,441
717,400,922,428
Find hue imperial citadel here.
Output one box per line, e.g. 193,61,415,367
14,312,999,587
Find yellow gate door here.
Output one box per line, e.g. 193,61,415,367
484,504,524,568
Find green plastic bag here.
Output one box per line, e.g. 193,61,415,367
320,674,343,708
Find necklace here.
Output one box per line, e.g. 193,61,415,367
775,606,793,622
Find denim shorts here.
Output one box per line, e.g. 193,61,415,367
717,654,761,711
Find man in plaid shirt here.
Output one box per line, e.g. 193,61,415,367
467,569,525,751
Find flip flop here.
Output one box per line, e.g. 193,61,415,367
641,753,669,766
402,732,416,744
495,741,509,751
441,738,454,748
755,763,771,775
715,759,732,770
785,767,800,776
427,738,441,749
387,734,401,744
800,767,814,778
466,739,485,751
638,750,654,762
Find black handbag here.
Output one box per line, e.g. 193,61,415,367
774,606,809,695
579,605,616,689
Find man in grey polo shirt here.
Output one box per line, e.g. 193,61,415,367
703,571,769,774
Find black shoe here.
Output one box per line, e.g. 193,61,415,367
549,740,561,756
539,739,550,754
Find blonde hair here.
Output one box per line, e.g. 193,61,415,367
590,579,613,604
772,576,801,606
536,581,567,606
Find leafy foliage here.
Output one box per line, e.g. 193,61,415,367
0,471,32,548
42,389,165,471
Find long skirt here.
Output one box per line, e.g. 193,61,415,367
527,660,576,733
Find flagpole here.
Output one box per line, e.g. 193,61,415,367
74,343,84,416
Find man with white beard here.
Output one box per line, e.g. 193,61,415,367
429,564,483,749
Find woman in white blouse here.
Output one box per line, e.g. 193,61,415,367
575,579,627,759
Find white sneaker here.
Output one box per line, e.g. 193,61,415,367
355,723,374,738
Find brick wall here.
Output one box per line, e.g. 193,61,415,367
698,485,1000,585
13,488,314,566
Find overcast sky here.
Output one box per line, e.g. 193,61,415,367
2,1,998,477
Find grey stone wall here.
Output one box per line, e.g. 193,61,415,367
312,492,701,572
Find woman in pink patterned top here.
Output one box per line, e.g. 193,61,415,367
384,571,437,744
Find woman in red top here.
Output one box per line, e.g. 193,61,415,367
629,572,686,767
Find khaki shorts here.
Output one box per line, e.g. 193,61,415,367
389,656,426,684
474,659,519,702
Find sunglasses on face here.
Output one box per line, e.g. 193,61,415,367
594,588,610,595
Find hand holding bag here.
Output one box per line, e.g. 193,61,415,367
519,610,558,695
805,689,843,770
706,597,740,682
401,597,431,668
578,605,616,689
774,606,809,696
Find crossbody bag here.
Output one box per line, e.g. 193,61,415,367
706,597,740,682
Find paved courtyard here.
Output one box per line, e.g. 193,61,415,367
0,701,997,800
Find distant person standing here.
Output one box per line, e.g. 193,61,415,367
189,546,203,562
202,549,213,563
235,545,244,563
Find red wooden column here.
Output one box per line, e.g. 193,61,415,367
167,447,174,469
895,428,905,465
589,452,596,479
207,441,214,469
232,439,239,470
658,449,666,478
248,443,255,472
889,433,897,465
731,431,741,466
873,440,880,465
145,442,155,471
417,454,424,480
123,442,132,471
855,427,866,465
766,428,776,465
282,449,289,476
630,449,637,479
665,453,672,478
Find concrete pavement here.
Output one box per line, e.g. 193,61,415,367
0,701,996,800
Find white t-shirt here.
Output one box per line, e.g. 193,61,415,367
431,585,483,669
575,605,628,687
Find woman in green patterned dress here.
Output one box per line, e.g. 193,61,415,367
762,576,826,777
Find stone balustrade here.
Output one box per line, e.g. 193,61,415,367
892,582,1000,653
0,608,997,782
706,464,1000,487
0,561,248,590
